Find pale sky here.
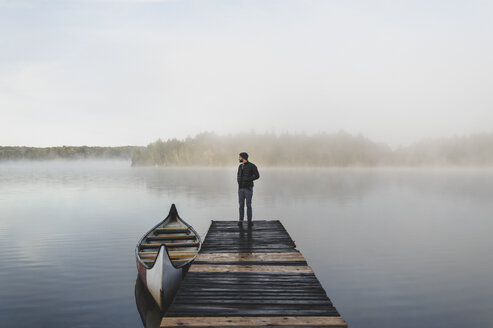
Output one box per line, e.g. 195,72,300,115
1,0,492,147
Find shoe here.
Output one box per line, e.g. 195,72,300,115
237,221,243,226
248,221,254,226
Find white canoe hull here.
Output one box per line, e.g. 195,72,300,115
135,204,200,309
136,245,186,308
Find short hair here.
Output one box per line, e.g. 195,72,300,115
239,152,249,160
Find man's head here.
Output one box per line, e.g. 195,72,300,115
239,152,249,163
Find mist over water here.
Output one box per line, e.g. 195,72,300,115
1,161,493,327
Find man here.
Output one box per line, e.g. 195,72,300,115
237,152,260,226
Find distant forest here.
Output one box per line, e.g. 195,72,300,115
131,132,493,167
0,145,140,161
2,132,493,166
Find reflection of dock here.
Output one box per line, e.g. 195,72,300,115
161,220,347,327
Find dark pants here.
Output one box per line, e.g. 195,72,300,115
238,187,253,221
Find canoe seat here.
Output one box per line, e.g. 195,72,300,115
154,228,190,234
140,242,200,249
143,257,193,264
142,253,197,266
143,258,195,265
165,242,199,247
139,251,198,260
147,235,197,241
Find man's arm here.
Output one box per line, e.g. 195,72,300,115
252,164,260,181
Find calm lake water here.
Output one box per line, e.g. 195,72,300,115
1,161,492,328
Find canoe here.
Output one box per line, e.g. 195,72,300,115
135,204,201,309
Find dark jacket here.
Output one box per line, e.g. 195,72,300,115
237,161,260,189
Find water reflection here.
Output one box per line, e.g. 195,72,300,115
139,166,493,204
239,224,253,252
135,277,162,328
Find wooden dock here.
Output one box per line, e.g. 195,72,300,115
161,220,347,327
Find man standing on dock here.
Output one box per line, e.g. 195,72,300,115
237,152,260,226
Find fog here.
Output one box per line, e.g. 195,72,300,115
1,0,492,148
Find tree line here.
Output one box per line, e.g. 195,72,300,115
0,145,140,161
130,132,493,167
2,132,493,166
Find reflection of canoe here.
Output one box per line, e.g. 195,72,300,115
134,276,162,328
135,204,201,309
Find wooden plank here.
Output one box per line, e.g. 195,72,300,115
165,305,339,317
188,264,313,274
193,261,308,266
162,316,347,327
172,299,332,305
196,252,306,262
